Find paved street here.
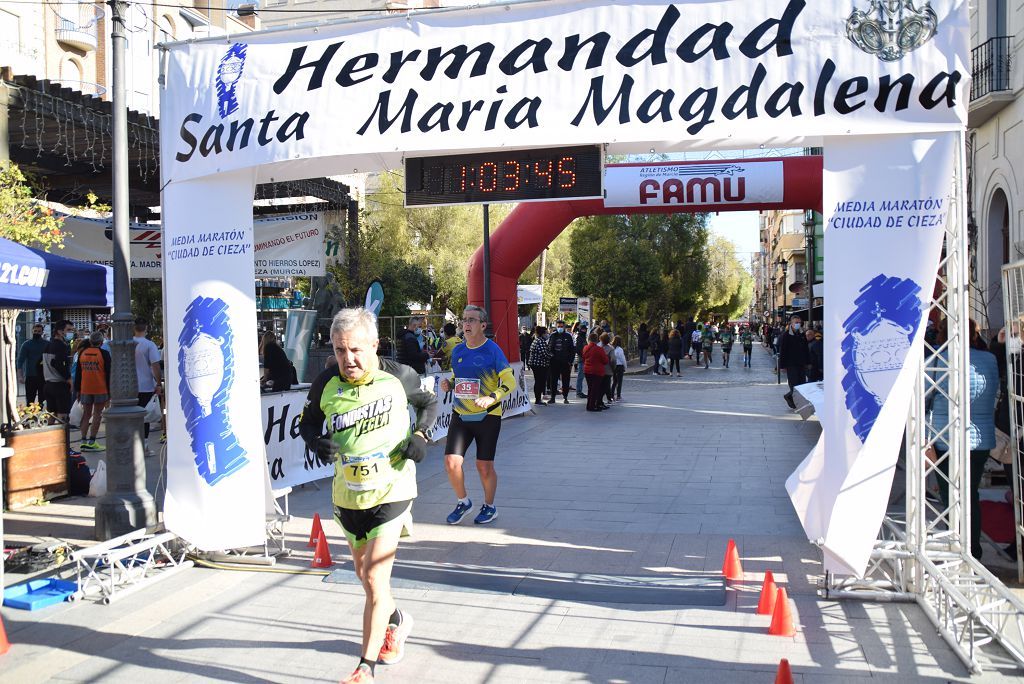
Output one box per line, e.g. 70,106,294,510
3,345,1024,682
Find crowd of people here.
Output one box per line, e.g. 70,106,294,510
639,319,760,375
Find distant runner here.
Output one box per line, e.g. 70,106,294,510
300,308,435,684
701,324,715,369
440,305,515,525
719,325,734,368
740,325,754,368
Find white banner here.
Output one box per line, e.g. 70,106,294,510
56,212,327,278
161,0,969,184
263,388,333,489
163,171,268,551
517,284,543,305
604,161,784,208
786,132,957,577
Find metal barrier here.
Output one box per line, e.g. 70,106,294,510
971,36,1013,101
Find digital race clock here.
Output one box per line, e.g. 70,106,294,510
404,145,604,207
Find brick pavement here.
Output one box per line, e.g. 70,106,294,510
4,344,1024,682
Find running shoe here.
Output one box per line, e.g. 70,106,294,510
80,441,98,452
474,504,498,524
378,610,414,665
446,500,473,525
340,663,374,684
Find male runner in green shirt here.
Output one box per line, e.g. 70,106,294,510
719,326,734,368
300,308,436,684
740,325,755,368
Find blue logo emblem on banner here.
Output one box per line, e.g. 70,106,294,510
178,296,248,485
841,275,923,442
216,43,247,119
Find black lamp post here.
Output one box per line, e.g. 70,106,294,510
802,210,816,327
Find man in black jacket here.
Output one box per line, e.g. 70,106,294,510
806,329,823,382
42,319,75,420
547,319,575,404
778,315,809,408
396,316,429,375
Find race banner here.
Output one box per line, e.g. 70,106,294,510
786,132,957,577
263,388,333,489
55,211,327,278
605,161,784,208
162,171,268,552
161,0,968,185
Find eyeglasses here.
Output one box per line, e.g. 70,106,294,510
461,317,480,323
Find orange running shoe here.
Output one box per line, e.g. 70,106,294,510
377,610,414,665
340,663,373,684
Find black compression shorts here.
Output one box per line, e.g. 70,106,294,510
445,412,501,461
334,500,412,548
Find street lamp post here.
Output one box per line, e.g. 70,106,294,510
95,0,156,539
802,210,816,328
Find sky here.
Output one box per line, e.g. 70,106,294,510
708,211,761,270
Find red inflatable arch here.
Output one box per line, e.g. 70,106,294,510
467,156,824,362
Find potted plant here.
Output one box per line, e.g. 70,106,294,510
2,402,69,510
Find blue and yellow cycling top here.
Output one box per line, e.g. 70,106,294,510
449,338,515,421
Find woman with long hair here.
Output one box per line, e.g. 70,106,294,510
260,331,293,392
667,329,683,377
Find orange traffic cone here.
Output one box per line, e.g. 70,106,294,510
757,571,778,615
0,611,10,655
722,538,743,581
768,587,796,636
774,658,793,684
308,512,324,548
311,530,333,568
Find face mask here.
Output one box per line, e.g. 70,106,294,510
414,329,421,337
65,332,75,341
33,333,42,339
557,327,564,333
792,323,801,332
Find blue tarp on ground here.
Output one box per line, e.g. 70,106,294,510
0,237,113,309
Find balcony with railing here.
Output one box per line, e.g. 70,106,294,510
969,36,1015,128
54,4,102,52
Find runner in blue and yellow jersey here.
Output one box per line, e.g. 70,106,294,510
440,305,515,526
299,308,437,684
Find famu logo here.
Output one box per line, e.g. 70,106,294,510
639,164,747,205
176,41,309,163
847,0,938,62
331,396,393,436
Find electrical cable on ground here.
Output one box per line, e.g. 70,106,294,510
189,554,333,576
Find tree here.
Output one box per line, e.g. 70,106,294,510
0,161,68,427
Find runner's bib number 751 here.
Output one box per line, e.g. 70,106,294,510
339,450,393,492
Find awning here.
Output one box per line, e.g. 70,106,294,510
0,237,113,309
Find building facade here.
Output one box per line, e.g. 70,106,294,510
968,0,1020,339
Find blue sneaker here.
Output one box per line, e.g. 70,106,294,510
446,500,473,525
474,504,498,525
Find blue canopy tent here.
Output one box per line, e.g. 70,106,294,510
1,236,114,428
0,236,114,309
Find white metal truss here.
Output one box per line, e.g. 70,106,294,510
70,529,193,605
1003,262,1024,589
821,134,1024,675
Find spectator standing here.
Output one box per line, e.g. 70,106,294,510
17,323,47,405
527,326,551,406
70,337,90,404
547,319,575,404
76,331,111,451
133,319,163,456
397,316,430,375
806,329,824,382
518,326,532,366
599,332,615,406
637,323,650,366
777,315,809,408
260,331,293,392
649,329,664,375
574,323,589,397
927,319,998,560
611,335,626,400
42,320,75,422
683,318,697,359
690,326,702,364
667,329,684,376
581,332,609,412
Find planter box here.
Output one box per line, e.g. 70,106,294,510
4,425,69,510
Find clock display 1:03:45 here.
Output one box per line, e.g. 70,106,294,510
456,156,578,192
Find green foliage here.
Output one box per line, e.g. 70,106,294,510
0,162,66,250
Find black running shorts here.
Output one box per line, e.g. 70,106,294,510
445,412,501,461
44,381,71,415
334,499,412,549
